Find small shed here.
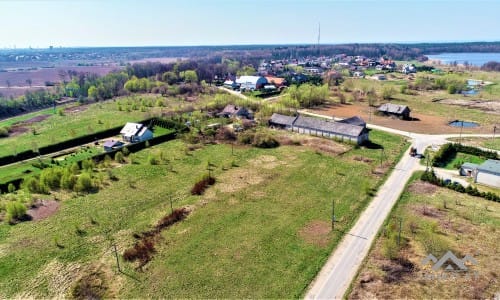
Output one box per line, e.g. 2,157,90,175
103,140,124,152
377,103,411,120
459,162,478,177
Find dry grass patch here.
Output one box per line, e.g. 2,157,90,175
298,220,331,248
27,200,60,221
407,181,438,195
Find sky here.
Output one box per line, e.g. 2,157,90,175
0,0,499,48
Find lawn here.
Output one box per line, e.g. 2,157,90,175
443,152,486,170
0,129,407,298
0,94,173,157
349,173,500,299
448,137,500,151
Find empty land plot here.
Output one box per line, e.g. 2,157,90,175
349,175,500,300
0,130,407,298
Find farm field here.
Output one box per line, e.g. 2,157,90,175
0,94,175,157
349,174,500,299
0,129,407,298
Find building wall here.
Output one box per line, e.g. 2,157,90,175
293,126,364,144
476,171,500,188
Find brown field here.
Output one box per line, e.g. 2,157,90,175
127,57,183,64
0,66,121,97
309,103,495,135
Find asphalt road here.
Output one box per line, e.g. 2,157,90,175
303,117,497,300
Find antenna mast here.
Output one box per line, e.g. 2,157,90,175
317,22,321,56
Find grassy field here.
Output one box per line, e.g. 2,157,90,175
349,173,499,299
0,95,176,157
448,137,500,151
0,129,407,298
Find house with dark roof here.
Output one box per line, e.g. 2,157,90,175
269,113,369,144
460,159,500,188
120,122,153,143
269,113,296,129
377,103,411,120
217,104,252,119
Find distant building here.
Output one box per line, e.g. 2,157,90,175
265,76,287,87
217,104,253,119
120,122,153,143
236,76,268,90
377,103,411,120
268,113,369,145
223,80,240,90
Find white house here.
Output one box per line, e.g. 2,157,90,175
235,76,268,91
120,122,153,143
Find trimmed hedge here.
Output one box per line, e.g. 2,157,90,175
432,143,498,167
421,170,499,202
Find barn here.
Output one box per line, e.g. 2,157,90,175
236,76,268,91
377,103,411,120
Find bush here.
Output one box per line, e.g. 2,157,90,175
74,172,94,193
253,133,280,148
0,126,9,138
123,237,156,265
147,155,159,165
238,131,255,145
5,201,27,224
191,175,216,195
114,151,125,163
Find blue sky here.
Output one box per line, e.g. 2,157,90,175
0,0,499,48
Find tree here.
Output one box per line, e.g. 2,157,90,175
6,80,11,88
26,79,32,88
181,70,198,83
88,86,98,101
382,86,396,100
237,65,256,76
162,71,178,84
74,172,94,193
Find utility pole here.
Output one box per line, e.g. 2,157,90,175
331,198,335,230
112,244,122,272
459,121,464,144
397,217,402,247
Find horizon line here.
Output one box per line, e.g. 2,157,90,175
2,40,500,50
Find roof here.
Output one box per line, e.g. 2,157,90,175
269,113,296,127
265,76,286,86
477,159,500,174
378,103,410,114
338,116,366,127
219,104,248,115
120,122,143,137
103,140,123,148
294,115,365,137
461,162,479,169
236,76,266,85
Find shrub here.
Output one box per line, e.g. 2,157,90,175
7,183,15,193
74,172,94,193
123,237,156,264
147,155,159,165
253,133,280,148
238,131,255,144
0,126,9,138
122,147,130,156
191,175,216,195
5,201,27,224
114,151,125,163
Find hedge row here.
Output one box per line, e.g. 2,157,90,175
0,117,181,167
421,170,499,202
432,143,498,167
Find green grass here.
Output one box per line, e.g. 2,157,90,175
0,129,406,298
448,137,500,151
0,95,174,157
349,175,500,299
0,107,59,128
443,152,486,170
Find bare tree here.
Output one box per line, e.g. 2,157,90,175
26,78,32,88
